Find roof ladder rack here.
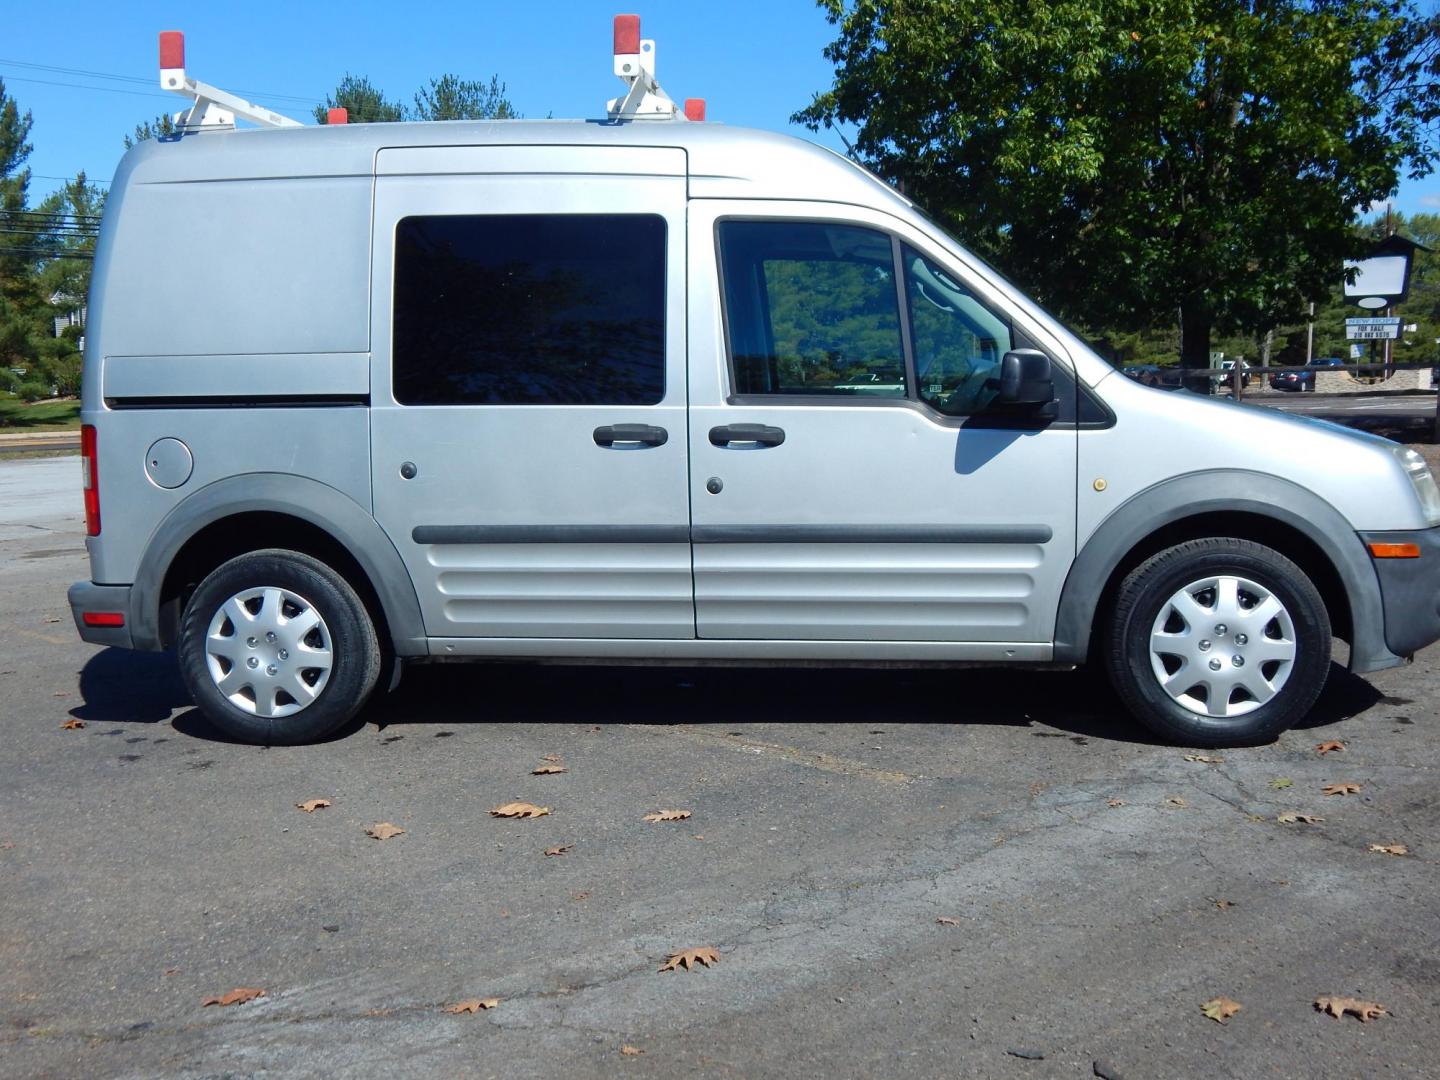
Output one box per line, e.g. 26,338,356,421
158,31,309,131
606,14,705,122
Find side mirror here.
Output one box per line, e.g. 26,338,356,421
996,349,1054,406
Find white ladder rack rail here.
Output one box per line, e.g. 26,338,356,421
158,30,304,131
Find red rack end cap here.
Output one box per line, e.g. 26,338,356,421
327,107,349,125
684,98,706,121
159,30,185,70
614,14,641,55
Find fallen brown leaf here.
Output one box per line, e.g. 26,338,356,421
163,967,180,976
202,987,265,1007
1277,812,1323,824
1201,996,1242,1024
532,765,568,775
1210,898,1236,910
366,822,405,840
620,1045,644,1056
1269,778,1293,790
444,997,499,1014
543,845,572,857
936,916,962,926
1314,995,1386,1022
490,802,550,818
659,946,720,972
644,810,692,822
1166,796,1187,808
1323,783,1361,797
572,891,591,901
1184,754,1225,764
1315,740,1346,754
1106,798,1125,808
60,718,85,730
1369,843,1408,856
541,754,563,763
296,799,331,813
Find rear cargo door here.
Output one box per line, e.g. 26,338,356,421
370,146,693,640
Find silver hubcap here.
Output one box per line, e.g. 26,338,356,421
205,587,333,718
1149,575,1297,719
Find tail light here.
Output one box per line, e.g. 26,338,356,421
81,424,100,536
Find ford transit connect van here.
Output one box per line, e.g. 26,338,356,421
68,110,1440,747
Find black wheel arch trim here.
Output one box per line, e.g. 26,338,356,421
1053,469,1401,674
128,473,428,657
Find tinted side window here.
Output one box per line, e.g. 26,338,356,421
718,221,905,397
393,214,665,405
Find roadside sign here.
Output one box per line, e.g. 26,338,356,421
1345,317,1401,340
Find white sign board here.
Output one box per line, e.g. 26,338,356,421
1346,318,1401,340
1344,255,1409,309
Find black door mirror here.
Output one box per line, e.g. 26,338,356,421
996,349,1054,406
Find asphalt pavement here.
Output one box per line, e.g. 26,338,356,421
2,457,1438,1079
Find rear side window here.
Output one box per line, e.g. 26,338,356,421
393,214,666,405
718,221,906,397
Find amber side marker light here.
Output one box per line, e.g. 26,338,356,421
1368,542,1421,559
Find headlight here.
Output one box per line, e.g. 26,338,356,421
1391,446,1440,526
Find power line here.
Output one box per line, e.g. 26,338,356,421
0,247,94,259
32,175,111,186
0,57,323,107
0,72,177,101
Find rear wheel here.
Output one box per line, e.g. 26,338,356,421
1105,538,1331,746
178,549,381,744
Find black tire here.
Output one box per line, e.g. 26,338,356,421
177,549,381,745
1104,538,1331,747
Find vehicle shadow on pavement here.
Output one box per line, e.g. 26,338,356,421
69,648,1382,745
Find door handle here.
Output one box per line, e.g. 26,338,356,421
708,423,786,448
593,423,668,448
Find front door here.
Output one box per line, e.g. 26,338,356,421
687,200,1077,649
370,147,693,640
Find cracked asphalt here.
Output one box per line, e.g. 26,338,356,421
3,456,1438,1079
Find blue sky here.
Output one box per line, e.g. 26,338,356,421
3,0,1437,219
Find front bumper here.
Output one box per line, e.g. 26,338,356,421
1360,527,1440,659
68,581,134,649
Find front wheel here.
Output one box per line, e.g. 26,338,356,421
1104,538,1331,746
178,549,381,744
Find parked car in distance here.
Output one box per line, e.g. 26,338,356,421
1120,364,1183,389
1270,356,1345,392
1217,358,1251,389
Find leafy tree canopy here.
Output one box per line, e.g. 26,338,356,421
414,74,517,121
798,0,1440,367
314,74,405,124
314,73,516,124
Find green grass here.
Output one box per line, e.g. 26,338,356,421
0,396,81,432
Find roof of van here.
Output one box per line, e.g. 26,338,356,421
113,118,913,209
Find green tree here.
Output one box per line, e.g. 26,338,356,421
123,113,177,150
0,78,58,406
798,0,1440,379
314,75,405,124
413,74,518,121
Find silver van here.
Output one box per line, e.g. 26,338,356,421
68,116,1440,747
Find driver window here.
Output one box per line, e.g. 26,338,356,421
903,245,1013,416
718,221,906,398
